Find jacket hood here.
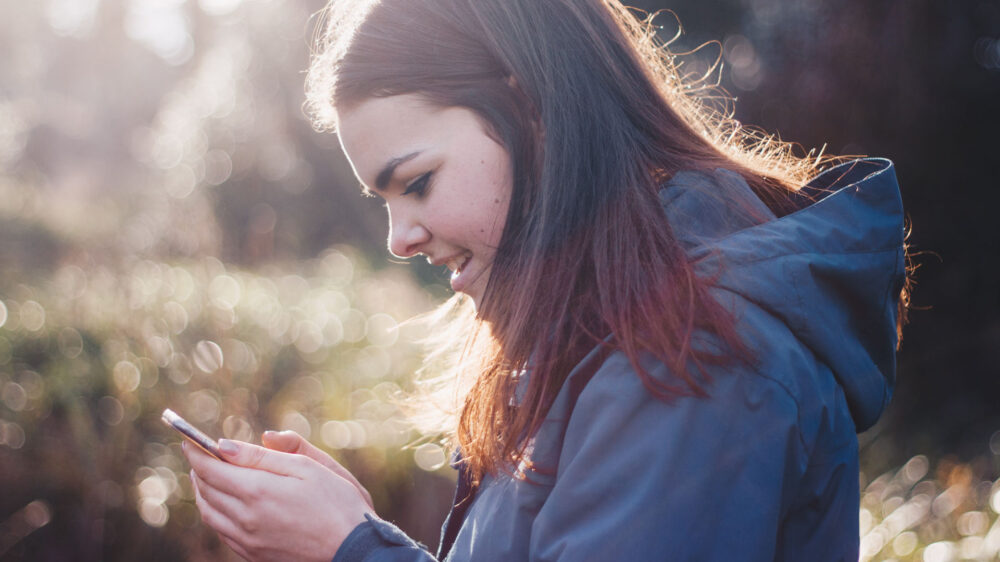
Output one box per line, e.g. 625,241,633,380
659,159,905,431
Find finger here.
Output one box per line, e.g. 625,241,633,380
184,439,313,484
216,439,310,478
182,438,230,471
190,468,249,524
261,429,302,453
190,470,248,550
192,471,263,562
183,441,253,494
219,535,252,561
184,445,292,501
262,430,374,509
262,430,347,473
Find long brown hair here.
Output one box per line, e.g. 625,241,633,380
307,0,833,483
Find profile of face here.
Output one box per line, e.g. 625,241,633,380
337,94,513,309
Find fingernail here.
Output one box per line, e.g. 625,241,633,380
219,439,239,456
262,430,277,439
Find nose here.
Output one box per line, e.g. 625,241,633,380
387,205,430,258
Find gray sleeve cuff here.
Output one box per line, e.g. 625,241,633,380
331,513,433,562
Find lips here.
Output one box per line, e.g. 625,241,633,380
446,254,473,291
429,253,475,293
445,255,467,275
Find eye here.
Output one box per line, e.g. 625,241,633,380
402,172,432,197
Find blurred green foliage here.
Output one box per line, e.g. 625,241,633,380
0,251,457,559
859,454,1000,561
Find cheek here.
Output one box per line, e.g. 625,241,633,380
446,142,512,247
480,155,512,241
456,180,508,241
485,197,507,243
447,199,504,249
491,171,513,243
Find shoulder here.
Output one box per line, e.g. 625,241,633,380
540,334,810,474
535,295,852,476
578,340,807,433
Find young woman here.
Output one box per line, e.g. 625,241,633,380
183,0,908,560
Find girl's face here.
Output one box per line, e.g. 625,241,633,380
337,94,513,309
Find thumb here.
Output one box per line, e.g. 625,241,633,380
261,429,304,454
217,439,304,476
262,430,334,469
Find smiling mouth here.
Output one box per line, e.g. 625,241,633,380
446,255,471,279
445,254,472,283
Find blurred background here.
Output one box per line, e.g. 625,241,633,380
0,0,997,560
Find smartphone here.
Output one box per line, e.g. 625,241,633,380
161,408,228,462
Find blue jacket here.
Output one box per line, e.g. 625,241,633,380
333,158,906,561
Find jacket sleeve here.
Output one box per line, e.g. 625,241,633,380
527,352,808,561
331,514,437,562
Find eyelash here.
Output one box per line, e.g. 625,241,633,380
402,172,432,197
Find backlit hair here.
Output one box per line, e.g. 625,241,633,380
307,0,836,483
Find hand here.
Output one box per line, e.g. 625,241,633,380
183,436,374,562
260,430,374,510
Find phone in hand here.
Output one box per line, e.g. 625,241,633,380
161,408,228,462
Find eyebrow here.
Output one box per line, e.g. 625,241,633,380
373,151,421,192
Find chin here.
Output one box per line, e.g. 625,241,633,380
460,290,483,315
459,278,489,316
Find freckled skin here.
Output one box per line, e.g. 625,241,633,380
338,94,514,309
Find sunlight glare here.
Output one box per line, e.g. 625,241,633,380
198,0,243,17
46,0,100,37
125,0,194,65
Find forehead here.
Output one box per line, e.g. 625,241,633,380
337,95,441,183
337,94,496,186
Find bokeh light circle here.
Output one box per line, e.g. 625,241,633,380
188,390,220,424
138,498,169,527
366,313,399,347
23,501,51,529
57,327,84,358
222,415,253,442
113,361,141,392
413,443,447,472
209,274,241,310
4,422,25,449
2,382,28,411
892,531,917,557
98,396,125,426
923,541,955,562
192,340,224,373
19,301,46,332
279,411,311,439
